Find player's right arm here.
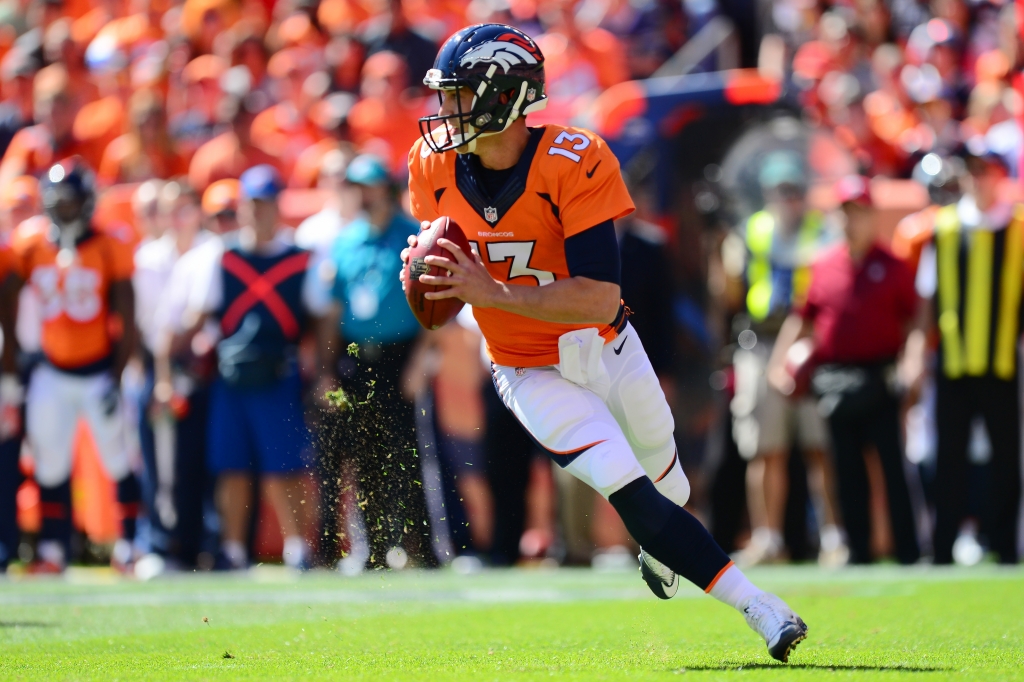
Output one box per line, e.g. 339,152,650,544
422,237,622,324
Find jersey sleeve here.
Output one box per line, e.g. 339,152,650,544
557,131,635,238
407,139,441,224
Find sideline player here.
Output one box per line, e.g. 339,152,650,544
401,24,808,662
1,158,142,573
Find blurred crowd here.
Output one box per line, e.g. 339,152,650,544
0,0,1022,576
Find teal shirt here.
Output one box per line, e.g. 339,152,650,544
330,212,422,345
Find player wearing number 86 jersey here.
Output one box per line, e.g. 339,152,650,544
3,158,141,573
409,124,633,366
13,213,134,371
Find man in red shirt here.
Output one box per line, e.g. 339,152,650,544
767,176,921,566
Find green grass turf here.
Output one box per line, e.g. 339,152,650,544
1,565,1022,680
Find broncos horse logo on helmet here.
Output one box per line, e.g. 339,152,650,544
419,24,547,154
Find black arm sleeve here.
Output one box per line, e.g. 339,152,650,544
564,220,621,285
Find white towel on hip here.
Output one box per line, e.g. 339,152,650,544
556,327,611,401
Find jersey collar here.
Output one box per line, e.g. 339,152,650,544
455,126,545,228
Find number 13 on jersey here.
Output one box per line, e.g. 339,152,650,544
469,240,555,286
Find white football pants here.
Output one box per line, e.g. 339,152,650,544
25,363,130,487
491,322,690,505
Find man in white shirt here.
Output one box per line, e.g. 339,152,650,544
133,181,213,565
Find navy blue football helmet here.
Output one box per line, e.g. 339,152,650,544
40,157,96,230
418,23,547,154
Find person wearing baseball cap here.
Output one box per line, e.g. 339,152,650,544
906,133,1024,566
182,163,334,571
201,178,240,234
732,150,838,568
768,175,922,566
318,152,433,572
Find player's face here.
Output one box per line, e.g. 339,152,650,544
437,87,477,150
50,194,84,229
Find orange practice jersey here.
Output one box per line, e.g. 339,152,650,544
408,124,634,367
13,223,134,370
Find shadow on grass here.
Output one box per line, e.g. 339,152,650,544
677,663,951,673
0,621,55,628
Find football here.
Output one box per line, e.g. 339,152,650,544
404,215,472,330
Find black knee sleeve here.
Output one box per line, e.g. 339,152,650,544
609,477,730,591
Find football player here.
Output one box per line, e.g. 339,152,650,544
2,158,141,573
402,24,808,662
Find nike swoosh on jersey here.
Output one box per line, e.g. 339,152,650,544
613,335,628,355
586,160,601,178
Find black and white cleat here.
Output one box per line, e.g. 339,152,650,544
638,549,678,600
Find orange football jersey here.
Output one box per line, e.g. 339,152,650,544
12,223,134,370
408,124,634,367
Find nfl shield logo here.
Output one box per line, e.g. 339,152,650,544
484,206,499,223
515,367,525,376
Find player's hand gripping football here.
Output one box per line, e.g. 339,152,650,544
400,222,503,308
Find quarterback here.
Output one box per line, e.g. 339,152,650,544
402,24,808,661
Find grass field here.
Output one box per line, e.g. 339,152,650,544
1,565,1022,680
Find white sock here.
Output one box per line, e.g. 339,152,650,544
222,540,247,569
708,564,764,612
819,524,843,552
37,540,65,567
751,527,783,551
282,536,306,568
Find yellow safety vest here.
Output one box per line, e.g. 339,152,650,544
935,204,1024,379
745,210,822,321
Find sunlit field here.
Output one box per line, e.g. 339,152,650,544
2,565,1022,680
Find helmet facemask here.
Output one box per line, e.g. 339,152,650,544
42,166,95,245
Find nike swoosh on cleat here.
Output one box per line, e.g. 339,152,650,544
613,335,628,355
586,160,601,178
